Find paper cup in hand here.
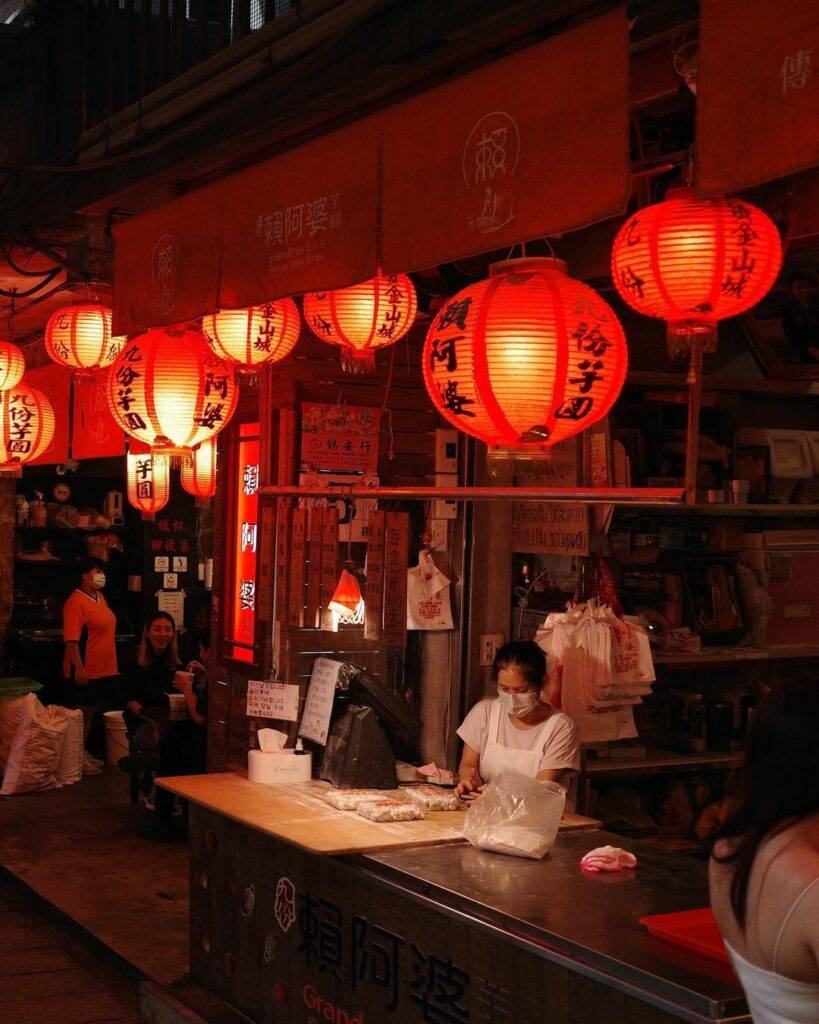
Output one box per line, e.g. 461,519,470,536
168,692,189,720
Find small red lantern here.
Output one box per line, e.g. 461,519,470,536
328,566,364,626
0,341,25,392
45,304,124,373
303,271,417,372
0,383,55,471
106,326,238,454
181,439,217,499
423,257,628,449
611,188,782,357
127,451,170,516
202,300,300,374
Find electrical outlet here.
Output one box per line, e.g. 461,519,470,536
479,633,504,667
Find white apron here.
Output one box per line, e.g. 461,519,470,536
481,700,553,783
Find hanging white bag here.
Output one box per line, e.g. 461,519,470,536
407,550,454,630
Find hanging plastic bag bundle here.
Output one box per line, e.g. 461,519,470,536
462,770,566,860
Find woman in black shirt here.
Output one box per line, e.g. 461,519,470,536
123,610,207,840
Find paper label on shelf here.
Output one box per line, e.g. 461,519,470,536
154,556,170,572
157,590,184,630
246,680,300,721
298,657,343,746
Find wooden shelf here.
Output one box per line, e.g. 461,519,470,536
585,749,741,777
614,503,819,517
626,370,819,399
653,645,819,669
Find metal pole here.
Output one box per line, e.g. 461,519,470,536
257,484,684,505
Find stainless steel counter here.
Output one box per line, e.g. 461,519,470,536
352,830,747,1024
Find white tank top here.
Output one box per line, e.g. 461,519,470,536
725,877,819,1024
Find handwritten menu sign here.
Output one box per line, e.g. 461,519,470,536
511,502,590,556
298,657,343,746
382,512,409,646
300,403,380,474
246,680,300,722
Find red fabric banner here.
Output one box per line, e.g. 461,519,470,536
379,8,630,274
112,185,223,336
24,364,71,466
698,0,819,193
71,374,125,460
218,122,379,308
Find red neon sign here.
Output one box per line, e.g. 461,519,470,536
227,421,260,662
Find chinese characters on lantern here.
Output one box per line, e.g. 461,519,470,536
113,344,147,433
292,885,470,1023
228,424,260,663
255,194,342,272
721,201,760,300
7,389,38,454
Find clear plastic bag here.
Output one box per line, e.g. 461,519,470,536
462,770,566,859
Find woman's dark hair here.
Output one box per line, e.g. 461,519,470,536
491,640,547,687
713,679,819,929
138,610,179,668
79,556,106,577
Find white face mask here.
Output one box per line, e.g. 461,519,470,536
497,688,539,718
91,573,106,589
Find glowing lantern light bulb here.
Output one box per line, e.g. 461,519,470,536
423,257,628,449
611,188,782,357
303,271,417,372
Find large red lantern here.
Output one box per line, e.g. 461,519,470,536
423,258,628,449
611,188,782,357
202,299,300,374
127,451,170,516
181,439,217,499
106,327,238,454
0,341,24,392
303,271,417,372
45,304,124,373
0,383,55,471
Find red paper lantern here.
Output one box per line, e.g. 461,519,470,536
181,439,217,499
423,258,628,449
106,327,238,454
45,304,124,372
611,188,782,356
127,451,170,516
0,341,24,392
303,271,417,371
0,383,55,470
202,299,300,373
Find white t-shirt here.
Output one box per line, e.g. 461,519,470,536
457,698,581,776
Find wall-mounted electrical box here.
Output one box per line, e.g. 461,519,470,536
435,429,459,474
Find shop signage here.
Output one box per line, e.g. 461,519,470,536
299,657,344,746
363,511,386,641
71,375,125,460
511,502,590,556
227,422,260,663
382,512,410,647
246,680,300,721
300,403,380,475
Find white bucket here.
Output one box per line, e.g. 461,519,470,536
103,710,129,767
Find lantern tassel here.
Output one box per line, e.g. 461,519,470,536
341,348,375,374
667,320,718,360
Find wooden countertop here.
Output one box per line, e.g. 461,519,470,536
158,773,601,856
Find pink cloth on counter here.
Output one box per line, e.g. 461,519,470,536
580,845,638,873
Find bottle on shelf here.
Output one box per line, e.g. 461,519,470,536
687,694,707,754
30,493,47,528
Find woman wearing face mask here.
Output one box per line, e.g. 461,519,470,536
62,557,120,775
454,640,580,808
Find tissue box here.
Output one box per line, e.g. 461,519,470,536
248,750,312,785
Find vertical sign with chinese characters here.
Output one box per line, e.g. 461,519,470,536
227,423,260,663
288,508,307,629
382,512,409,647
305,508,324,629
319,507,339,631
364,511,386,641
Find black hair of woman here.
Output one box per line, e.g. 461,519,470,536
491,640,547,686
713,679,819,929
78,555,107,578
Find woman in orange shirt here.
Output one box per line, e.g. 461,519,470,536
62,557,120,774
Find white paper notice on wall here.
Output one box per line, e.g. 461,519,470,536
246,680,300,721
158,590,185,630
298,657,344,746
163,572,178,590
154,556,170,572
173,556,188,573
